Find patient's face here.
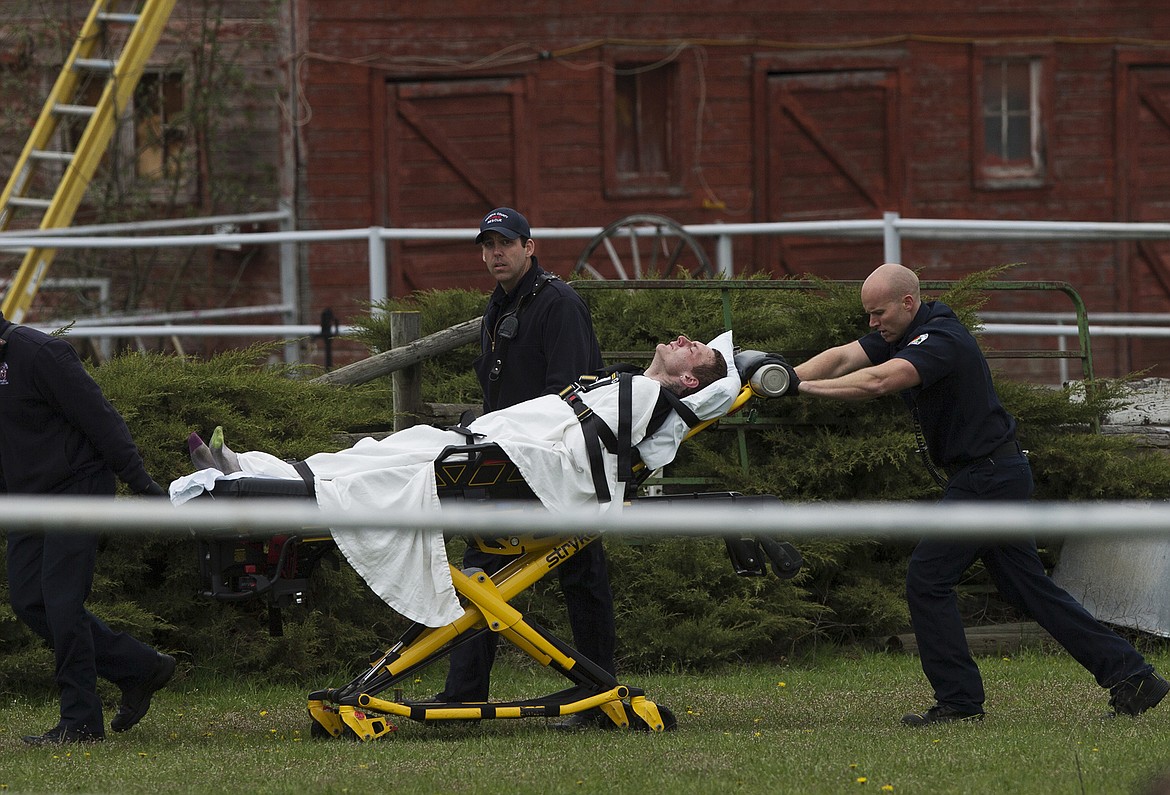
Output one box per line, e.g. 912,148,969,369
654,335,714,378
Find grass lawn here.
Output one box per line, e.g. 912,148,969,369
1,648,1168,794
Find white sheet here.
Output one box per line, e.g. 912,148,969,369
170,332,741,628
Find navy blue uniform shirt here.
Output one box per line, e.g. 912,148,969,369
474,257,602,412
858,300,1017,467
0,321,155,494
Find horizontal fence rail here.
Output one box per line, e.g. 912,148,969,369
7,495,1170,541
8,212,1170,363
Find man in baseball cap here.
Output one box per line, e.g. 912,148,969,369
439,210,615,728
476,207,530,244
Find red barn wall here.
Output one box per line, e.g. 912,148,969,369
152,2,1170,376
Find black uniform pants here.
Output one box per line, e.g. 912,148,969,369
440,538,617,702
6,473,158,733
907,453,1150,712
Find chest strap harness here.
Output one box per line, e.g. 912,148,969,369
559,371,703,503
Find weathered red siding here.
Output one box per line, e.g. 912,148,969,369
287,1,1170,376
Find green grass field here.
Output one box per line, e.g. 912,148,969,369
1,649,1168,794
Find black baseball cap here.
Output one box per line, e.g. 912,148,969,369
476,207,530,244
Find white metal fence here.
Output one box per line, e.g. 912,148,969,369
5,210,1170,359
7,494,1170,541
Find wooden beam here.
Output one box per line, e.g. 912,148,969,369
312,317,479,386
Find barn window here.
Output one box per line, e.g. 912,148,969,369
616,66,671,176
134,71,187,180
973,53,1051,188
603,52,691,198
57,68,194,201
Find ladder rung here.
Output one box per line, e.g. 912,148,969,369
30,149,75,163
7,197,52,209
96,12,140,24
73,58,117,72
53,103,97,117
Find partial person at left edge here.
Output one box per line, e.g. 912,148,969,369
0,314,176,746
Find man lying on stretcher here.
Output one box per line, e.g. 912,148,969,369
169,332,741,627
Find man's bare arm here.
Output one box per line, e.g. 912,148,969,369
794,341,873,381
798,357,921,401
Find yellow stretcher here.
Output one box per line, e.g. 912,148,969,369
198,351,802,740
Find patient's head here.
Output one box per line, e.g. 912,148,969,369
644,335,728,397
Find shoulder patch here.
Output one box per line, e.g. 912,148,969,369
908,333,929,346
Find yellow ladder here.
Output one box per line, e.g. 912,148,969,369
0,0,177,322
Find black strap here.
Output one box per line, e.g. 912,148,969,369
445,408,484,443
911,407,948,490
486,272,559,410
615,371,633,484
652,387,702,430
0,322,19,360
292,460,317,500
560,371,639,504
562,387,616,503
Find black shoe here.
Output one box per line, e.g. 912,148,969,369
22,725,104,746
901,704,985,727
111,652,176,733
1109,670,1170,717
550,709,617,731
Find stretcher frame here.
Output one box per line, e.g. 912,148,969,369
198,356,801,740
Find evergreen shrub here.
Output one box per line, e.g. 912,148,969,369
4,270,1168,691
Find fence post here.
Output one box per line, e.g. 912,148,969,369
716,226,733,278
391,310,422,431
279,200,299,363
369,227,387,313
883,211,901,263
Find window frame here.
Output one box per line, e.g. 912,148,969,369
57,66,197,203
601,47,693,199
133,69,190,183
971,45,1054,190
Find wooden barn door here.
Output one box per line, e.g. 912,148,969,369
761,69,902,279
381,77,532,296
1121,60,1170,373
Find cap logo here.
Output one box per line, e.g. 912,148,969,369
483,212,508,224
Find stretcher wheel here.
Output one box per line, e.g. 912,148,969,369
309,717,366,741
625,702,678,732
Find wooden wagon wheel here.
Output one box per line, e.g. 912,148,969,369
573,214,714,280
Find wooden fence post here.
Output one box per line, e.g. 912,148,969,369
391,311,422,431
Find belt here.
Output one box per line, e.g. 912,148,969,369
944,439,1022,478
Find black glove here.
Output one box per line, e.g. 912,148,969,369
736,350,800,398
139,480,168,497
780,362,801,396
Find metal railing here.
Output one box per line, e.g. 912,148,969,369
5,211,1170,367
4,494,1170,541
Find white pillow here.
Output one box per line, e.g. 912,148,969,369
636,330,742,471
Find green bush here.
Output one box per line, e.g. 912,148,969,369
0,346,399,692
4,270,1168,690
